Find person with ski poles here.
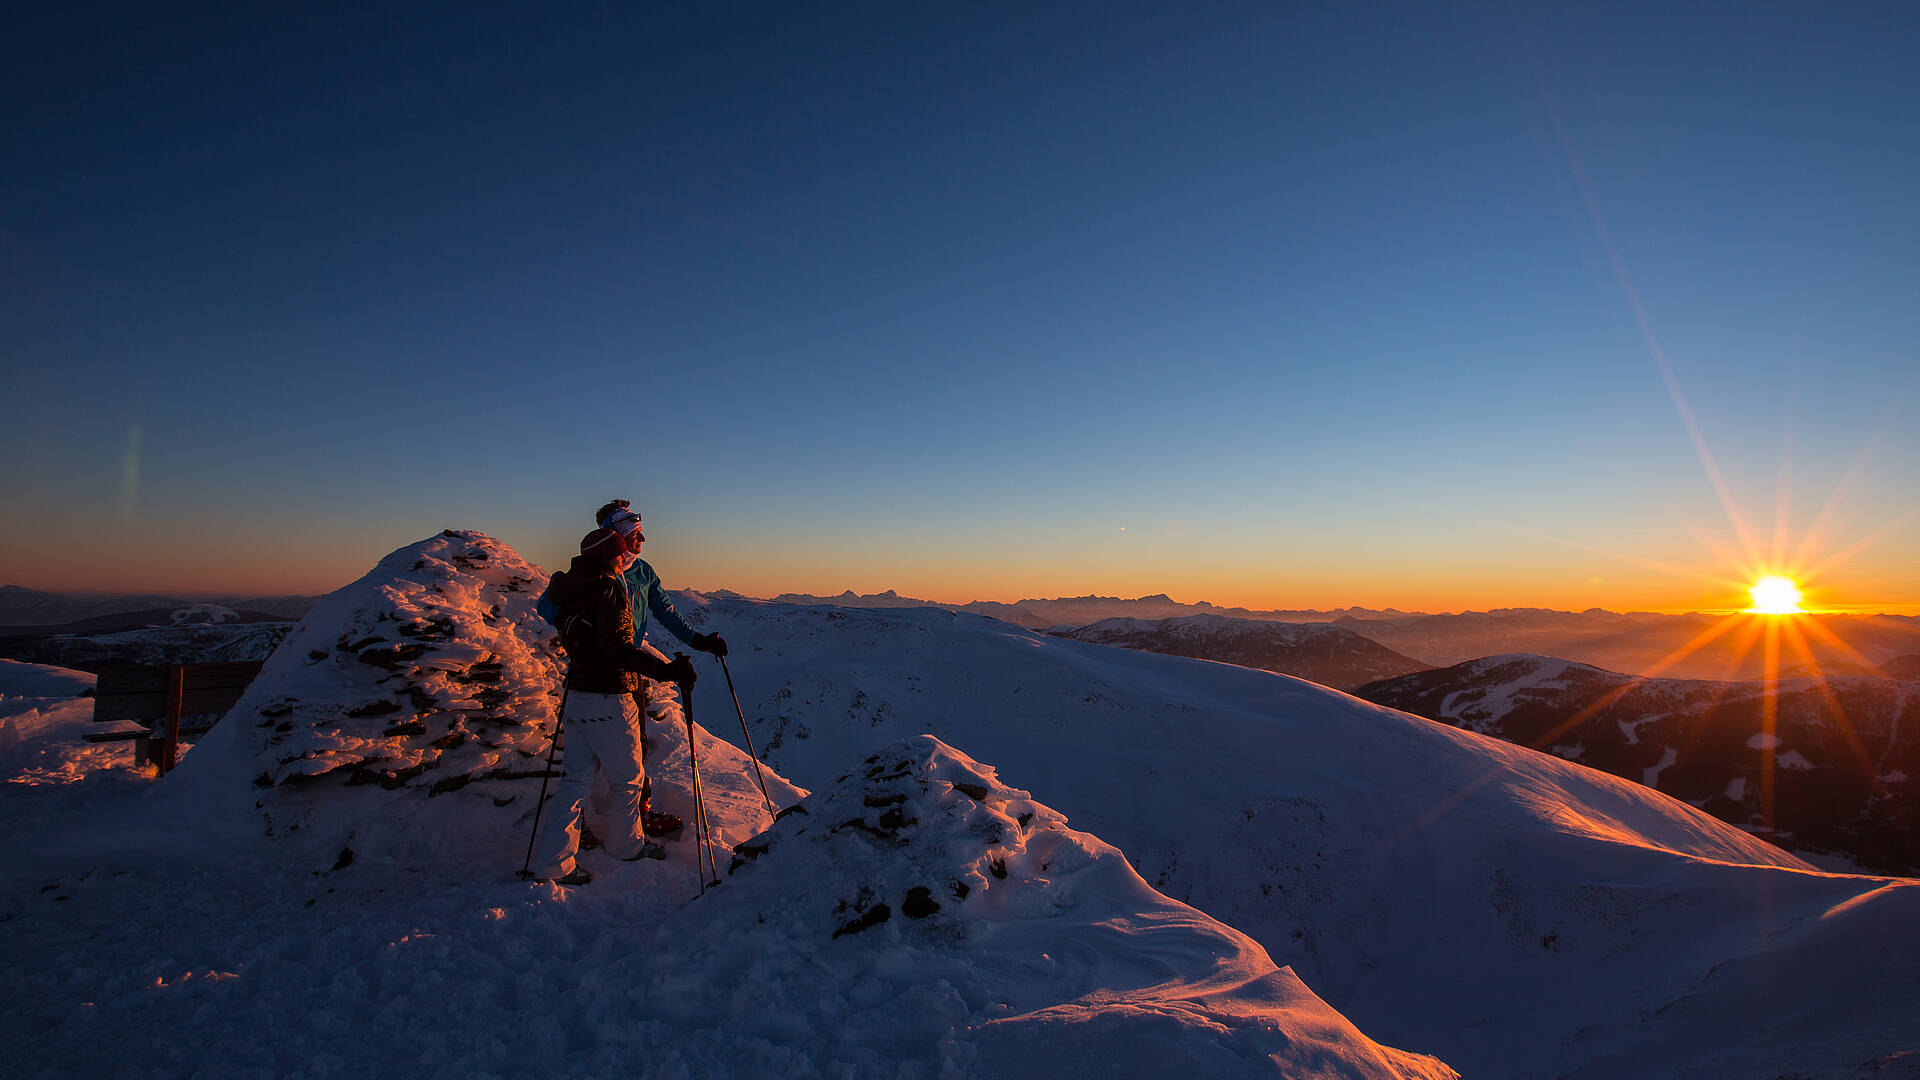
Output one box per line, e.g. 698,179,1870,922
589,500,729,828
527,525,700,886
592,499,729,665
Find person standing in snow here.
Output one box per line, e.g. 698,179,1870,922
592,499,728,831
528,526,700,886
592,500,729,665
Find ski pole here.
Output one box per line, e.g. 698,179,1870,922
517,685,569,880
679,659,721,893
718,655,776,816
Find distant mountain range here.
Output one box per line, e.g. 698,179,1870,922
756,592,1920,681
1336,609,1920,680
0,589,311,673
1049,614,1430,691
0,586,318,626
1354,654,1919,875
765,589,1422,629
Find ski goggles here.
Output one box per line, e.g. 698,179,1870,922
603,505,643,540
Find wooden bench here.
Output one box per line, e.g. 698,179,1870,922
84,661,265,775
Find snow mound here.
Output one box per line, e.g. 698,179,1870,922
0,661,114,782
0,659,95,705
674,598,1920,1078
654,734,1454,1078
212,530,559,791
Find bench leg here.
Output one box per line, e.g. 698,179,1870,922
134,734,151,768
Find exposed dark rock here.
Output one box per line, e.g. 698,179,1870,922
901,886,939,918
832,903,892,939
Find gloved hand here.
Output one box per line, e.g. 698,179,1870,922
691,632,729,658
662,655,698,688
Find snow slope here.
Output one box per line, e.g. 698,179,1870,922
678,595,1920,1079
0,660,123,784
1355,653,1920,873
2,536,1454,1079
627,735,1451,1079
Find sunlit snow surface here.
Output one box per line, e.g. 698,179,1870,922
2,535,1914,1079
0,537,1452,1080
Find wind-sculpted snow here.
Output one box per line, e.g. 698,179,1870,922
216,530,562,791
674,595,1920,1080
3,703,1449,1077
678,735,1454,1078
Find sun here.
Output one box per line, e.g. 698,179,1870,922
1747,575,1804,615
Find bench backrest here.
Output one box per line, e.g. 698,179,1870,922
92,661,267,722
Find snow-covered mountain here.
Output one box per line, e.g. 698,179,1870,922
6,537,1916,1079
1051,614,1429,690
766,589,1415,629
1338,608,1920,680
1353,653,1919,874
0,620,295,671
0,585,318,625
677,594,1918,1079
4,537,1456,1079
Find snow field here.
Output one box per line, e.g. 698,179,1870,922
8,534,1917,1079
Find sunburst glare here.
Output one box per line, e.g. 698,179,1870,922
1746,575,1803,615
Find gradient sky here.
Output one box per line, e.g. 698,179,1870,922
4,2,1917,613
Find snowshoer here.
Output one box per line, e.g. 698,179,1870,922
593,499,729,662
592,499,727,835
528,526,699,886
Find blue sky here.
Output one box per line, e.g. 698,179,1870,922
4,2,1916,610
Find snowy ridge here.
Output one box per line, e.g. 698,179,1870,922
6,540,1917,1078
675,595,1919,1078
1052,613,1429,690
654,735,1453,1078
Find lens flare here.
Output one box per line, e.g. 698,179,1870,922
1747,575,1803,615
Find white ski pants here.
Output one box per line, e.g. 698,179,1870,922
529,689,647,877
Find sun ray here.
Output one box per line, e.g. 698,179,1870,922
1544,107,1771,577
1759,619,1782,830
1794,615,1885,675
1799,506,1920,584
1779,618,1878,777
1409,502,1729,586
1788,433,1882,573
1522,613,1749,752
1772,414,1795,571
1684,523,1765,594
1671,615,1773,765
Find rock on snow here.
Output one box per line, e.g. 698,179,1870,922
680,734,1452,1078
2,534,1451,1080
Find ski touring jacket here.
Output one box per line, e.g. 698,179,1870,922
621,558,698,647
544,556,679,695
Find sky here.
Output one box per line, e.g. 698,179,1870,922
4,2,1917,613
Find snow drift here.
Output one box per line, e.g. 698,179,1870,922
678,595,1920,1080
685,734,1452,1078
